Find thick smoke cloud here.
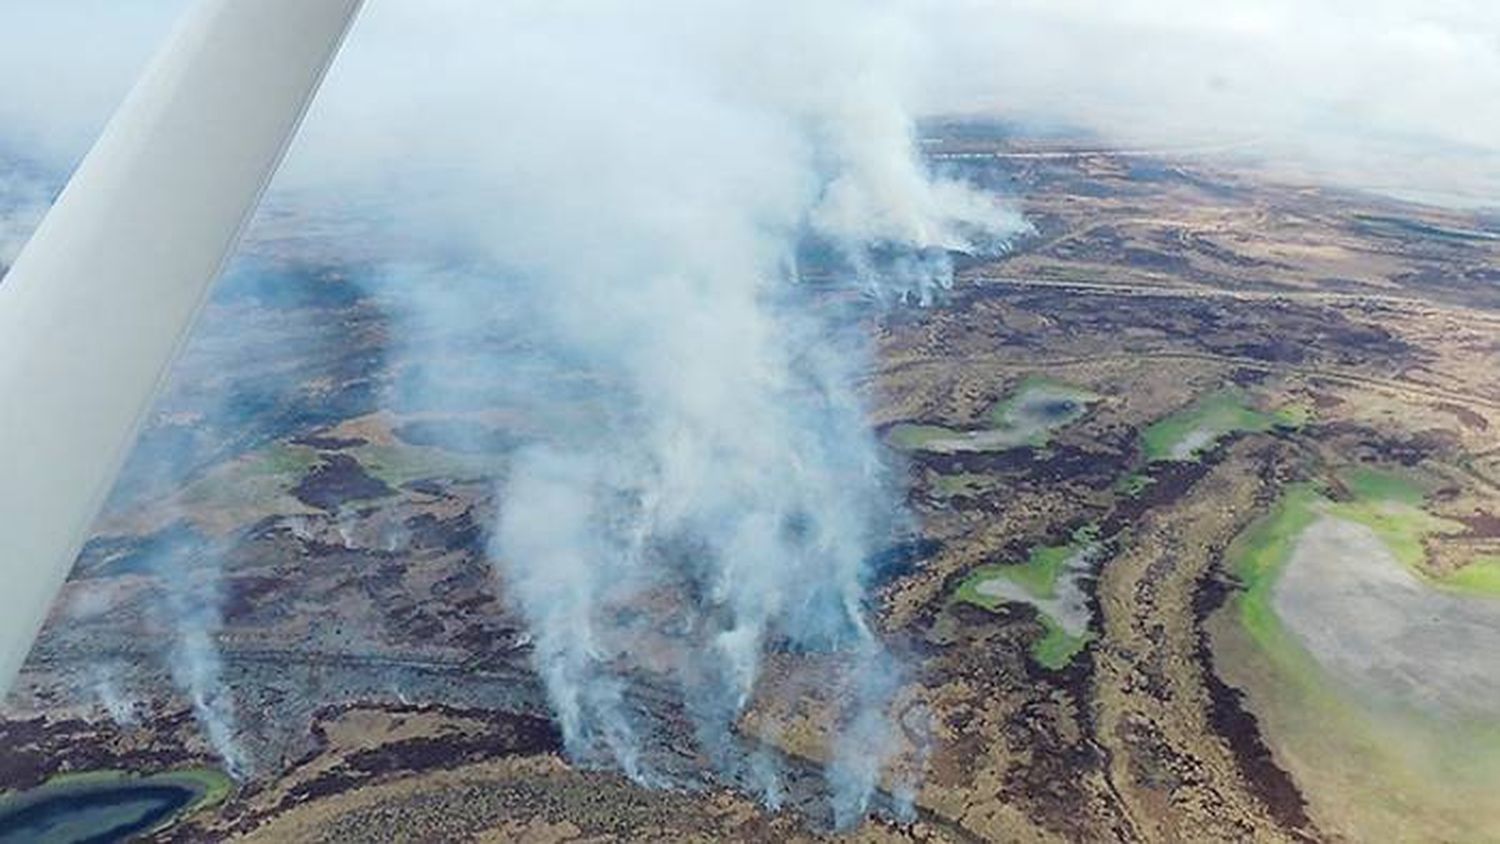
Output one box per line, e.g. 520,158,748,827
2,0,1020,820
290,1,1020,820
3,0,1496,827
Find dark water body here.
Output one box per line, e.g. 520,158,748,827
1031,398,1080,421
0,782,197,844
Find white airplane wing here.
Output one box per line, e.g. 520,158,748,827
0,0,363,693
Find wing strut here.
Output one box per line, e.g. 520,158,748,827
0,0,364,694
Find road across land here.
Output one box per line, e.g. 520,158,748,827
963,274,1500,323
878,348,1500,415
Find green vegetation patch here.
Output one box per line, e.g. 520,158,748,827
1006,544,1074,599
170,443,322,519
1441,558,1500,598
167,767,235,812
254,432,508,492
954,525,1100,669
244,443,321,478
1334,499,1452,572
985,376,1100,438
1272,402,1313,429
1340,466,1427,507
1141,390,1307,463
887,424,965,451
888,377,1100,454
351,442,505,486
929,472,996,499
957,525,1099,604
1229,484,1323,656
1230,465,1463,661
1011,525,1099,599
953,564,1012,610
1324,467,1455,576
1034,618,1093,671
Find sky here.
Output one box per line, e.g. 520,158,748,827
0,1,1496,208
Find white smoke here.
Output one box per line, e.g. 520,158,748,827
5,0,1495,830
152,536,248,779
91,662,138,727
285,0,1023,823
4,0,1016,823
495,449,650,780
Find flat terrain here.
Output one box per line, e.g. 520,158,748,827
5,125,1500,841
1275,516,1500,719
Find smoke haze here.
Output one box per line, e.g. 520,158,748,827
3,1,1496,205
922,0,1500,204
155,538,248,780
293,1,1022,819
2,0,1497,827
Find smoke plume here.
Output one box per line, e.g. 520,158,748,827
9,0,1495,829
4,0,1021,822
90,662,138,727
149,531,248,779
286,0,1023,822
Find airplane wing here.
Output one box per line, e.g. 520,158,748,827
0,0,363,694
